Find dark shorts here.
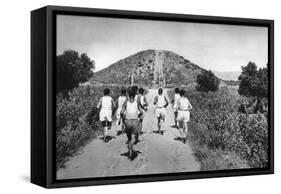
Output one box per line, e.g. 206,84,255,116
124,119,139,134
101,120,112,128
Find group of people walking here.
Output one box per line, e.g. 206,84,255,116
97,86,192,160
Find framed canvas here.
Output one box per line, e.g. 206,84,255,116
31,5,274,188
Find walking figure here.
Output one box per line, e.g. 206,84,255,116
171,88,180,128
137,87,148,135
175,89,192,143
121,89,143,160
153,88,169,135
97,88,116,142
131,85,139,100
115,89,127,135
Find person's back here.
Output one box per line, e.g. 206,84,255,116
138,88,148,109
97,88,115,142
118,96,126,109
155,94,165,108
138,87,147,135
100,96,113,111
174,93,180,108
134,94,139,101
176,89,192,143
178,97,190,111
173,88,180,128
122,89,141,160
154,88,168,134
125,99,139,120
140,95,145,106
116,90,127,130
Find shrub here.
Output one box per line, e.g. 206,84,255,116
196,70,220,92
56,85,125,168
238,62,268,99
168,87,268,170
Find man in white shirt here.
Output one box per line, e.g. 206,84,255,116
175,89,192,143
121,89,143,160
171,88,180,128
153,88,169,135
115,89,127,135
137,87,148,135
97,88,116,142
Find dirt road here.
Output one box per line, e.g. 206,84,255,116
57,89,200,179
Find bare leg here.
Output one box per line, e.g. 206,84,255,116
133,133,138,146
184,122,189,142
178,121,183,140
158,115,165,135
139,120,143,135
126,130,133,159
134,133,137,144
174,111,178,127
103,126,108,142
117,119,123,135
161,115,165,131
182,122,188,143
157,117,161,133
121,120,125,133
128,141,133,159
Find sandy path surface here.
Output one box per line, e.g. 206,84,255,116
57,89,200,179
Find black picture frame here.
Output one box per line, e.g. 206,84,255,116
31,5,274,188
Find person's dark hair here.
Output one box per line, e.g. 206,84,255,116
180,89,185,96
132,85,138,93
128,89,135,99
139,87,144,95
121,89,126,96
175,88,180,94
104,88,110,95
158,88,163,95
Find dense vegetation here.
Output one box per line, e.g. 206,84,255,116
56,50,95,95
168,61,269,170
168,86,268,170
238,62,268,114
56,85,126,168
196,70,220,92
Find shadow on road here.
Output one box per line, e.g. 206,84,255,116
174,137,184,143
99,135,116,142
152,130,165,135
121,150,142,161
116,130,124,136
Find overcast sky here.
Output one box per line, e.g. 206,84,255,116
57,15,268,72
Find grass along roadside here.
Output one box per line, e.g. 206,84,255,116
56,85,126,169
167,87,268,170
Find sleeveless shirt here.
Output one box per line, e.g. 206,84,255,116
100,96,113,110
125,100,139,119
156,95,165,108
117,96,126,109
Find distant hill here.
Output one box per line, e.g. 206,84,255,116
214,71,241,81
91,50,210,87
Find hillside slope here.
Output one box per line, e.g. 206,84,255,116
91,50,208,87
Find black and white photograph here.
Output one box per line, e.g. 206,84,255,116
55,14,270,180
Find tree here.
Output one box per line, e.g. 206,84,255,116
238,62,268,113
196,70,220,92
238,62,268,98
56,50,95,95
